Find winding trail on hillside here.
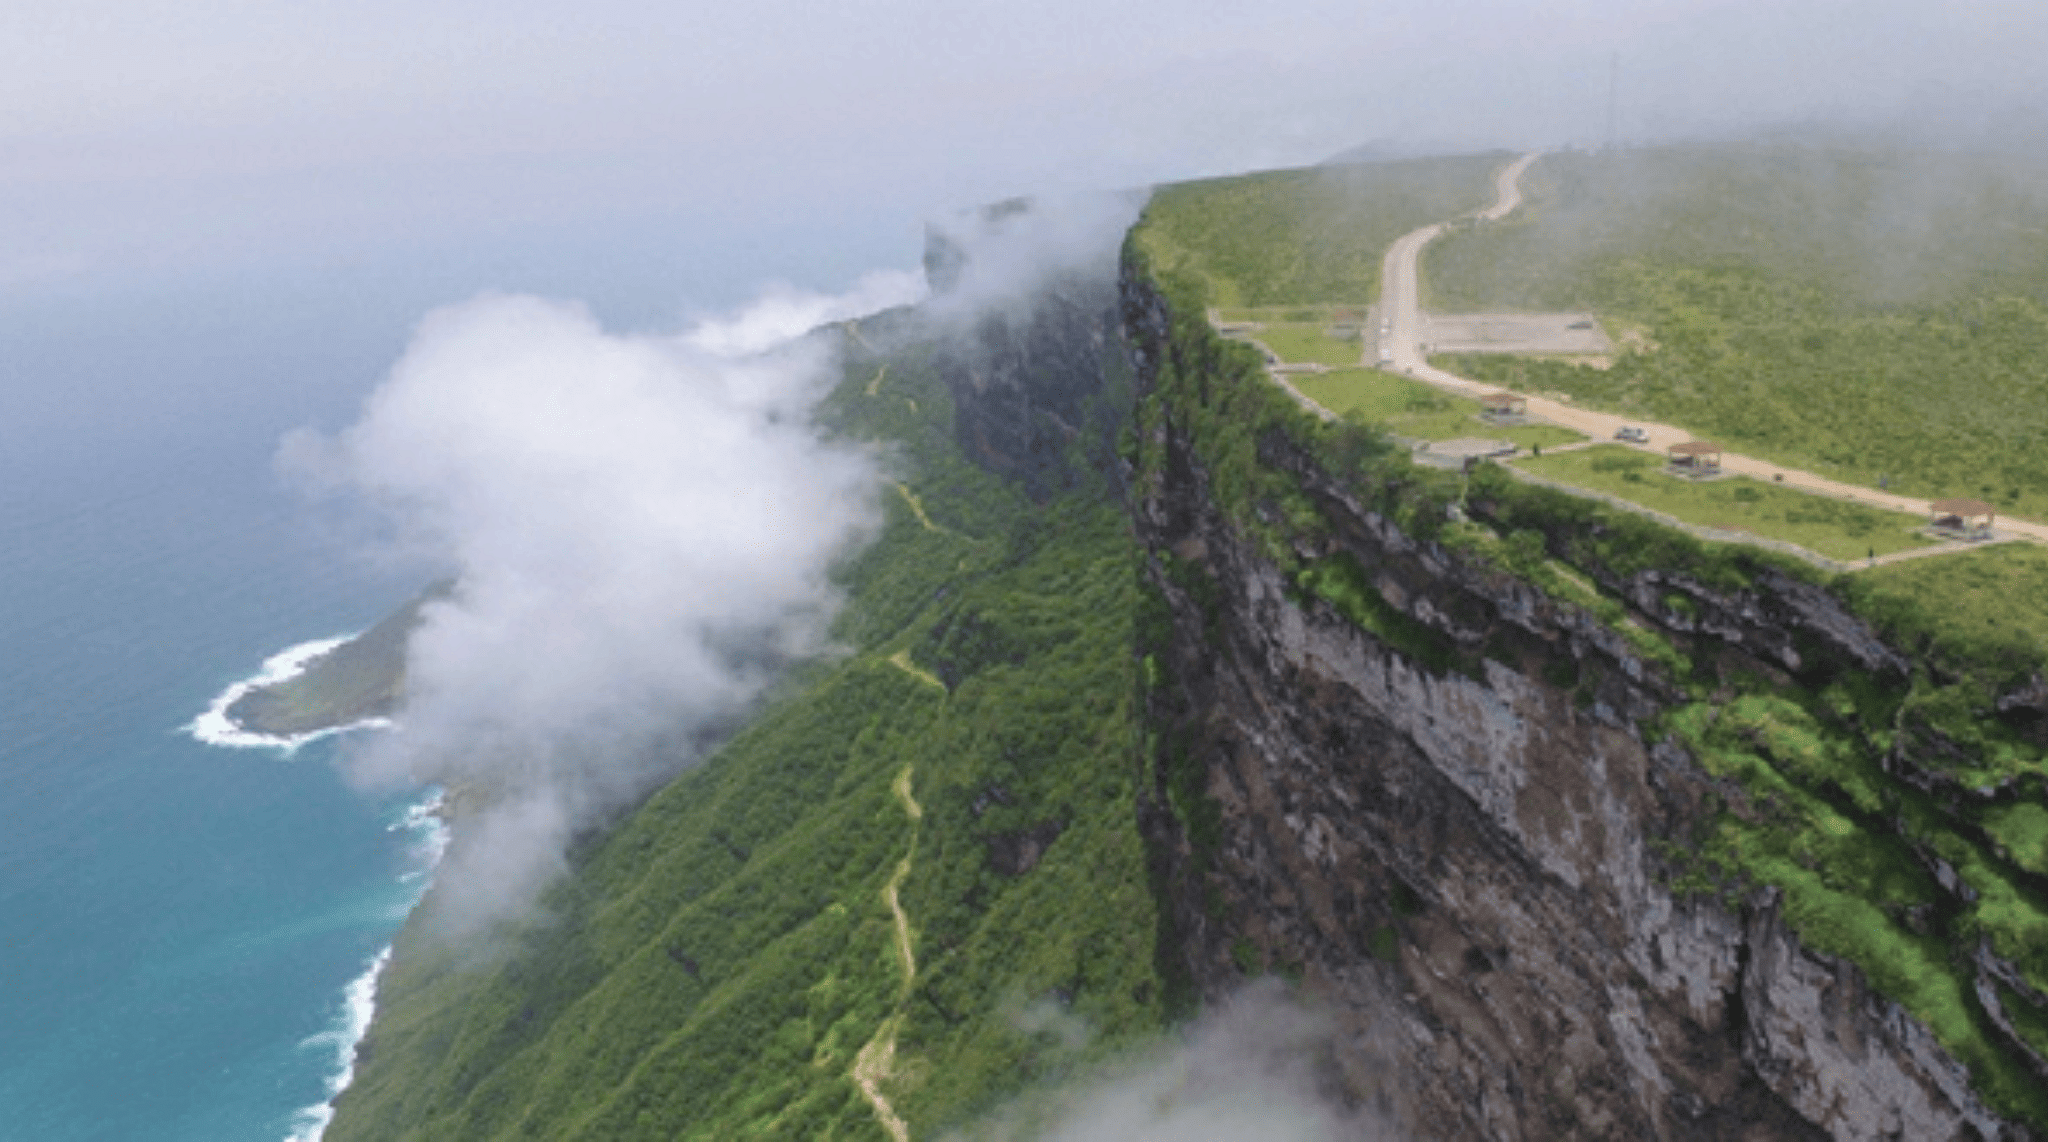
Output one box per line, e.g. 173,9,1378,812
1369,153,2048,551
852,765,923,1142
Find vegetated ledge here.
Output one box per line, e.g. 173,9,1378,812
1120,218,2048,1136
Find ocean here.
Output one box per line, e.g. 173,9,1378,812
0,269,448,1141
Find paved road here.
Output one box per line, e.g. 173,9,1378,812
1374,153,2048,550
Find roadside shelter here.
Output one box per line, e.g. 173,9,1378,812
1667,440,1723,475
1928,498,1997,539
1480,391,1528,424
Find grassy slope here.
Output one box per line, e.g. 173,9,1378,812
327,322,1163,1141
1516,445,1934,562
1130,164,2048,1127
1291,368,1584,450
1425,143,2048,520
1139,153,1505,308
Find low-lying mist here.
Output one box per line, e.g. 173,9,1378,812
957,983,1400,1142
282,271,922,935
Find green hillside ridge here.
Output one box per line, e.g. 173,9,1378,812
328,318,1166,1140
1423,144,2048,521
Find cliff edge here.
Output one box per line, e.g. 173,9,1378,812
1121,231,2044,1138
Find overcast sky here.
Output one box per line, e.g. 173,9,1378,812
6,0,2047,300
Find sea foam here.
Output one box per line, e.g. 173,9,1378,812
186,636,393,752
283,790,447,1142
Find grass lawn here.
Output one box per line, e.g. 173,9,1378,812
1515,445,1936,562
1849,541,2048,677
1255,323,1365,367
1214,304,1367,325
1138,153,1503,307
1292,369,1584,449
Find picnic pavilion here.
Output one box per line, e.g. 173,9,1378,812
1928,498,1998,539
1479,391,1528,424
1667,440,1723,476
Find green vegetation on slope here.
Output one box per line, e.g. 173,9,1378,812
328,317,1164,1141
1140,153,1505,308
1515,445,1935,562
1662,672,2048,1125
1846,541,2048,701
1425,144,2048,520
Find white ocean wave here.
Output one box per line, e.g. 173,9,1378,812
185,635,394,752
283,789,448,1142
282,945,387,1142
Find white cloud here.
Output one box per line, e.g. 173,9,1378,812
958,982,1399,1142
283,284,888,934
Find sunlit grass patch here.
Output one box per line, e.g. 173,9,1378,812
1515,445,1934,562
1291,369,1584,448
1986,803,2048,877
1851,542,2048,679
1255,323,1363,367
1139,154,1502,307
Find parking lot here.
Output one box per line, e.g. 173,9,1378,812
1419,312,1612,356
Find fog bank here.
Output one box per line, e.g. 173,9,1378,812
284,273,922,934
959,983,1400,1142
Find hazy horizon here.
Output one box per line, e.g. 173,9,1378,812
8,0,2048,309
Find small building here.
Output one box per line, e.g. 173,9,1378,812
1928,498,1998,539
1479,391,1528,424
1667,440,1723,476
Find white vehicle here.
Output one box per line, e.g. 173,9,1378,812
1614,425,1648,443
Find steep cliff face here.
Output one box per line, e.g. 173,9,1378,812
1120,262,2036,1139
921,205,1130,501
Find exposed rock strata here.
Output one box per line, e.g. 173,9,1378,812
1121,267,2032,1140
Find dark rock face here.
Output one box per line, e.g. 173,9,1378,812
1121,269,2028,1140
920,205,1128,500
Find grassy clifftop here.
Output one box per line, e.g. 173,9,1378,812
1426,143,2048,521
1137,152,1504,309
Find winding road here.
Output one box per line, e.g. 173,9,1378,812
1373,153,2048,550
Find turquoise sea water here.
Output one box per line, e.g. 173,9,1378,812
0,275,438,1141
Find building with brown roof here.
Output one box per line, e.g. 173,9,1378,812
1666,440,1723,476
1479,391,1528,423
1928,498,1997,539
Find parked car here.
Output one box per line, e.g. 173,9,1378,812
1614,425,1648,443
